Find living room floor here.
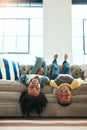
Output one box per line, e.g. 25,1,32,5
0,126,87,130
0,117,87,128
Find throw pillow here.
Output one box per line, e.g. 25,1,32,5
0,58,20,81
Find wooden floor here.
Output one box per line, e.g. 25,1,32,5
0,127,87,130
0,117,87,126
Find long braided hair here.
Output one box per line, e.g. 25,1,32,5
19,90,48,118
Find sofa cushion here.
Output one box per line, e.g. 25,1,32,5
0,91,21,103
71,65,83,79
80,64,87,81
0,80,26,92
41,85,53,94
45,93,57,103
72,82,87,95
0,58,20,81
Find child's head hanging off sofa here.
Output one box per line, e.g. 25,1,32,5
19,76,48,117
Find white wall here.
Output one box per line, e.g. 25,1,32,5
43,0,72,65
0,0,72,65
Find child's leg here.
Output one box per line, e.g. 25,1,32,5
30,57,43,74
42,60,48,76
62,62,72,75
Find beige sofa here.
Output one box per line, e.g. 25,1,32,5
0,64,87,117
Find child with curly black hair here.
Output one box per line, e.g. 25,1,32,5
19,76,48,118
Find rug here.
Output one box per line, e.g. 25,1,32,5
0,118,87,126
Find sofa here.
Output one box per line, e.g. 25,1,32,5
0,64,87,117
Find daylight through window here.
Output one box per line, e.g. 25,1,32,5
0,3,43,55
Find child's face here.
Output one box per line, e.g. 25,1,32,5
57,85,72,106
27,77,41,97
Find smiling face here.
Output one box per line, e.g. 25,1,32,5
57,84,72,106
27,77,41,97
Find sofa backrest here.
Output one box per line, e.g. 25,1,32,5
20,64,84,80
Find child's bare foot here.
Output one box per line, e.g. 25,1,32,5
64,54,68,61
54,54,58,60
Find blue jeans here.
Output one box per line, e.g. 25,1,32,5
62,61,72,75
30,57,47,76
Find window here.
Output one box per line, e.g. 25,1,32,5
72,4,87,64
0,18,29,54
0,1,43,59
83,19,87,54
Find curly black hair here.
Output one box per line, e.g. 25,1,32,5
19,90,48,118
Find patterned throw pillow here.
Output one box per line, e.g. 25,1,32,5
0,58,20,81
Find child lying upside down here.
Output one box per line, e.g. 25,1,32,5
50,74,83,106
19,76,48,117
